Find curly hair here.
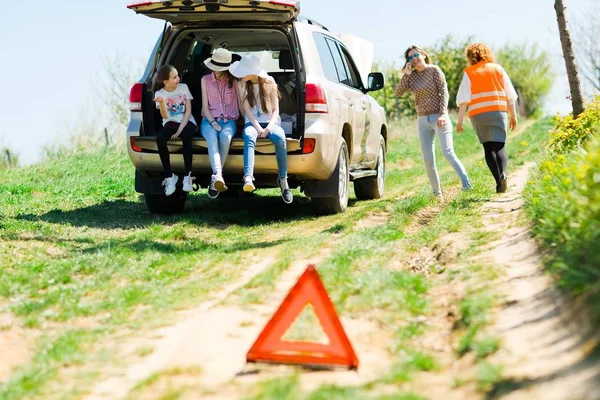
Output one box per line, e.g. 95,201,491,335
403,45,432,68
465,43,495,65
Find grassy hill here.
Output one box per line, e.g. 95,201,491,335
0,118,555,399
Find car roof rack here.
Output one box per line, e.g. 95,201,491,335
296,15,329,31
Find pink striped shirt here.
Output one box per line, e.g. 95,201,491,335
202,73,240,121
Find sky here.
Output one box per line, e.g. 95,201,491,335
0,0,596,165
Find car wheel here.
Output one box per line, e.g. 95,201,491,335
354,138,386,200
312,139,350,215
144,191,187,214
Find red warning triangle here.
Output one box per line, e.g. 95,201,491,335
246,265,359,369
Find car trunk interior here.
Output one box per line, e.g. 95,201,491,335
140,27,302,155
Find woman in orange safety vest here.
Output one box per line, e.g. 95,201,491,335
456,43,518,193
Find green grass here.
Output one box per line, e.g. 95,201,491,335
0,329,98,400
244,374,426,400
454,288,497,358
0,116,551,399
476,361,504,392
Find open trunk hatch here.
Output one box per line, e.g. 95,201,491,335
127,0,299,24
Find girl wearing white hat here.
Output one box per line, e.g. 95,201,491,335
229,55,293,204
200,48,242,199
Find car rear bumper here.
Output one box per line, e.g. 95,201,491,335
126,118,339,181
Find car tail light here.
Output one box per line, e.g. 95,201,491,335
305,83,328,113
130,137,143,152
302,138,316,154
129,83,143,111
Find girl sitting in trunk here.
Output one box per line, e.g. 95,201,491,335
153,64,197,196
229,55,293,204
200,48,242,199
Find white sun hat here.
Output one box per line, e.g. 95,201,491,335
229,55,269,79
204,48,233,72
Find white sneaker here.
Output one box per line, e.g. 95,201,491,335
213,175,228,192
162,175,178,196
243,175,255,192
182,174,195,192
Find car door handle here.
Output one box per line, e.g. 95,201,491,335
348,100,354,107
361,102,367,110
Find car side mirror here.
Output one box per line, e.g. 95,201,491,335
367,72,384,92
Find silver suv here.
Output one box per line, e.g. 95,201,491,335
127,0,387,214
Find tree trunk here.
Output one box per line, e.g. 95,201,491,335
516,87,527,117
555,0,585,118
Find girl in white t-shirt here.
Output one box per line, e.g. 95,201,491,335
153,64,198,196
229,55,292,204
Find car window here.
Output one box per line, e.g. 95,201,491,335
325,38,351,86
313,33,340,83
339,47,362,90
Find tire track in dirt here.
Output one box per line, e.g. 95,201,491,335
0,312,31,385
85,212,402,399
85,257,278,400
86,171,536,399
482,164,600,400
85,247,367,399
407,162,600,399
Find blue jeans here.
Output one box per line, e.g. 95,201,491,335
417,113,471,196
243,122,287,179
201,118,237,176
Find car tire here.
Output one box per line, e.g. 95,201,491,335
354,138,386,200
144,191,187,214
312,139,350,215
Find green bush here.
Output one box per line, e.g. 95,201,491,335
525,103,600,318
548,95,600,152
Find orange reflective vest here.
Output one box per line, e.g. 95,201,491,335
465,61,507,117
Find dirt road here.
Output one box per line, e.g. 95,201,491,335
80,160,600,400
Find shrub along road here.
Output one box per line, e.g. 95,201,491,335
0,118,597,399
